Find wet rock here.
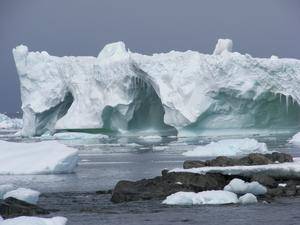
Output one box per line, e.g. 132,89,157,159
183,160,206,169
96,190,112,195
0,197,49,218
111,172,228,203
243,153,273,165
251,175,277,188
267,187,284,197
284,185,297,197
205,156,239,167
265,152,293,163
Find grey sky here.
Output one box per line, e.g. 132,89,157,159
1,0,300,113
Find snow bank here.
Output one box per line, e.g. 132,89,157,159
170,157,300,178
3,188,40,204
0,140,79,174
0,113,22,130
183,138,269,157
238,193,258,204
289,132,300,145
13,39,300,137
0,216,67,225
224,178,267,195
162,190,238,205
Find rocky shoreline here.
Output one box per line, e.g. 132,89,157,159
111,152,300,203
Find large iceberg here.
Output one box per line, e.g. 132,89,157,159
0,140,78,174
13,39,300,136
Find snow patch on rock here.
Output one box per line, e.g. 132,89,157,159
162,190,238,205
3,188,40,204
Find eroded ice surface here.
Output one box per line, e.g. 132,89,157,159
13,39,300,137
182,138,270,157
0,140,78,174
162,190,238,205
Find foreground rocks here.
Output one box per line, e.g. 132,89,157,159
183,152,293,169
0,197,49,218
111,152,299,203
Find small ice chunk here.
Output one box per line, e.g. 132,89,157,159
238,193,258,204
278,183,287,187
224,178,267,195
0,184,16,199
0,216,67,225
183,138,269,157
162,190,238,205
4,188,40,204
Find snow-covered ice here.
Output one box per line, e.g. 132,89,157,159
0,140,79,174
182,138,269,157
170,157,300,178
3,188,40,204
224,178,267,195
162,190,238,205
0,113,22,130
13,39,300,136
238,193,258,204
0,216,67,225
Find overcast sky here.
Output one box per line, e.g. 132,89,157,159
1,0,300,113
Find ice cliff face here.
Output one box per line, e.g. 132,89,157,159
13,39,300,136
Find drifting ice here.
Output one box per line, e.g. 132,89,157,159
183,138,270,157
0,113,22,130
13,39,300,136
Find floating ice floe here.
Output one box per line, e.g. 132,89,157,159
0,140,79,174
41,131,108,140
289,132,300,145
0,113,22,130
183,138,270,157
162,190,238,205
224,178,267,195
238,193,258,204
170,157,300,178
0,184,16,199
3,188,40,204
0,216,67,225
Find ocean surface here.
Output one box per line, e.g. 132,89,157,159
1,129,300,225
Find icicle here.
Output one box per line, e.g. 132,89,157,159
279,93,282,103
286,95,289,113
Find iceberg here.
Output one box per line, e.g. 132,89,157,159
162,190,238,205
0,140,78,174
0,113,22,130
183,138,269,157
3,188,40,204
170,157,300,178
238,193,258,204
289,132,300,145
13,39,300,136
0,216,67,225
223,178,267,195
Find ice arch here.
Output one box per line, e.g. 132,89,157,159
13,39,300,136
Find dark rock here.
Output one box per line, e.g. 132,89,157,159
161,169,169,176
183,160,206,169
111,172,228,203
96,190,112,195
0,197,49,219
243,153,273,165
251,175,277,188
284,185,297,197
265,152,293,163
267,187,284,197
205,156,239,167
